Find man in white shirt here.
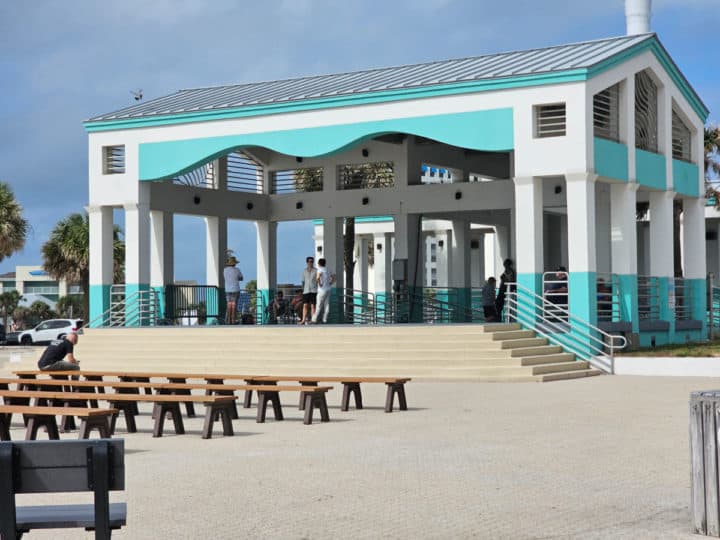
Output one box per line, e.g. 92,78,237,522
312,258,335,324
300,256,317,325
223,256,243,324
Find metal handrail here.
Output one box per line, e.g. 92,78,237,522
673,277,693,321
84,288,159,328
504,283,627,374
637,275,661,320
595,272,621,323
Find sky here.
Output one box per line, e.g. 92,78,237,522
0,0,718,285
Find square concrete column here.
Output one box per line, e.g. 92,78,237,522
373,232,393,301
450,219,471,320
595,182,611,275
124,202,151,326
565,173,598,325
205,216,227,288
610,183,640,331
256,220,277,316
150,210,174,319
649,190,675,332
513,177,543,295
88,205,114,326
394,213,422,322
321,217,344,322
683,197,708,327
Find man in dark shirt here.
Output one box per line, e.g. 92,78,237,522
37,333,80,371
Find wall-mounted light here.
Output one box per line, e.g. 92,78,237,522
362,196,369,205
246,202,254,210
438,240,444,248
317,245,323,253
470,239,480,249
193,195,201,205
454,191,462,200
376,243,383,252
296,156,304,163
554,185,563,194
296,201,303,210
362,148,369,157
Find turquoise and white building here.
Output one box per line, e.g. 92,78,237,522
84,0,708,348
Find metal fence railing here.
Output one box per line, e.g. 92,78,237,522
637,275,661,321
164,285,221,325
673,277,693,321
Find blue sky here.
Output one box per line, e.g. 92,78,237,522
0,0,718,285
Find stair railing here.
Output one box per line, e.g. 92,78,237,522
84,287,160,328
504,283,627,374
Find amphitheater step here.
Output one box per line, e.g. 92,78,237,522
499,338,548,349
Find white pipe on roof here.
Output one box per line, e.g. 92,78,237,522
625,0,652,35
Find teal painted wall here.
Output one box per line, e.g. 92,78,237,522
688,278,707,334
125,283,150,327
138,109,514,181
88,284,111,328
568,272,598,326
617,274,639,333
594,138,628,181
635,149,666,190
672,159,700,197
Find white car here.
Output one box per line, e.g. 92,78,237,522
18,319,84,345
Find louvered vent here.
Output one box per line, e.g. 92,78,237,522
102,145,125,174
635,71,658,153
671,111,692,162
535,103,566,138
227,151,263,192
338,162,395,190
173,162,214,188
593,84,620,141
272,167,323,194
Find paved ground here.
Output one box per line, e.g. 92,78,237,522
0,347,714,539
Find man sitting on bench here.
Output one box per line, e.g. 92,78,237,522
38,332,80,371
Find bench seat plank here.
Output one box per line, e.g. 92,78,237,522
16,502,127,530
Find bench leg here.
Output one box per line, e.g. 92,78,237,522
220,404,234,436
153,402,184,437
303,394,315,425
26,416,59,440
256,391,283,423
202,403,235,439
0,414,10,440
78,417,110,439
341,383,363,411
202,404,216,439
299,381,318,410
168,378,196,417
243,390,253,409
319,394,330,422
384,383,407,412
109,402,137,434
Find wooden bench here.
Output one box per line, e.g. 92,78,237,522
0,439,126,539
13,371,412,413
0,390,237,439
4,378,334,426
0,405,116,441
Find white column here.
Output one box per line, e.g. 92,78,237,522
622,75,636,180
150,211,173,289
450,220,470,288
435,230,450,287
357,236,369,292
204,216,227,288
611,183,639,275
256,221,277,292
595,182,611,275
683,198,706,279
124,202,151,287
322,217,344,290
88,205,114,323
513,177,543,290
659,86,673,190
565,173,597,323
373,233,392,295
649,191,674,278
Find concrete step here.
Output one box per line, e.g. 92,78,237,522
509,345,563,357
539,368,604,382
499,338,549,350
519,353,576,366
530,361,589,375
482,330,536,341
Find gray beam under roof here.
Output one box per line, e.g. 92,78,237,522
87,34,658,122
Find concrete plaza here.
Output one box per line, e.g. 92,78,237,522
0,348,712,539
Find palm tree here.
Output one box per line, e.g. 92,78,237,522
0,182,29,262
705,125,720,204
0,290,22,334
42,212,125,321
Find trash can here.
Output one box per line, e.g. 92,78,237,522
690,390,720,536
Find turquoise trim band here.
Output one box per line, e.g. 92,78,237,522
672,159,700,197
688,278,707,331
138,109,514,181
635,149,666,190
89,284,111,328
594,137,628,181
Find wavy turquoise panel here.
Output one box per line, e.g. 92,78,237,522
138,109,513,181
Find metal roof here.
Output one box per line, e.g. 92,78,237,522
87,34,660,122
